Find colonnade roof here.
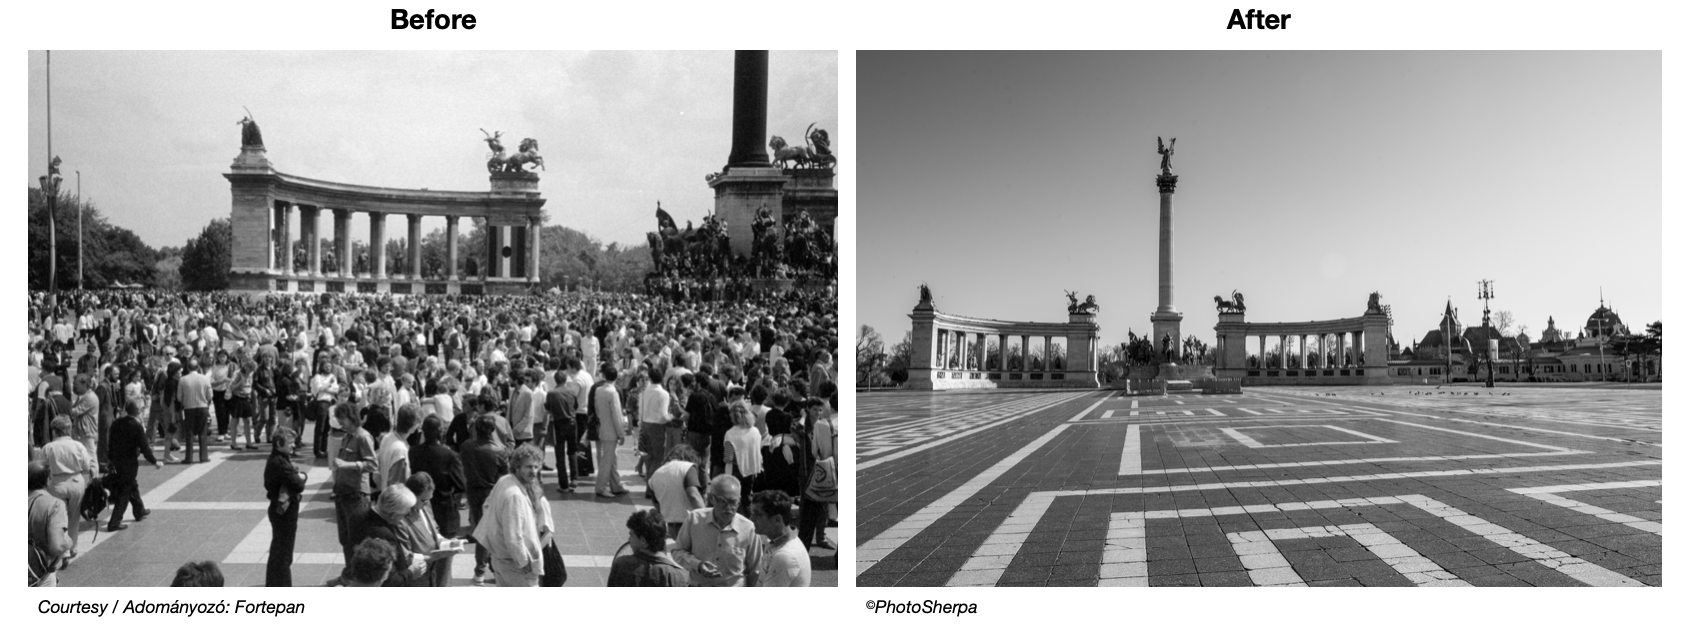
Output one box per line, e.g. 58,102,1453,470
920,310,1091,334
224,169,546,218
1216,314,1386,335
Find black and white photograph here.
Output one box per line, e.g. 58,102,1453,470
26,50,840,588
856,51,1661,587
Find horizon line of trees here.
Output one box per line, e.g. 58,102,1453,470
29,187,656,293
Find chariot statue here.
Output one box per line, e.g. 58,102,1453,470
1367,291,1385,314
1075,294,1100,314
919,283,933,305
481,129,545,173
1065,290,1079,313
768,124,837,170
1214,290,1246,314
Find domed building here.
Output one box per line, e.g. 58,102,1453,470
1389,299,1656,383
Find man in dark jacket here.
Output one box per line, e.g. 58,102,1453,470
106,401,160,531
459,414,509,585
608,509,688,587
408,415,466,538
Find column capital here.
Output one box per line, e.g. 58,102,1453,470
1156,173,1179,194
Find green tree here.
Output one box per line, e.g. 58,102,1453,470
29,187,159,289
179,218,232,291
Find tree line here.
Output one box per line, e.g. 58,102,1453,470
28,187,653,293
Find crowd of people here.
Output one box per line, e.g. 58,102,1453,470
28,287,838,588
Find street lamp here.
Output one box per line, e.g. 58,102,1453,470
1478,279,1495,388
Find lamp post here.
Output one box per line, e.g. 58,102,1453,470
1478,279,1495,388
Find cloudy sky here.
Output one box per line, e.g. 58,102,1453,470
26,50,837,249
859,51,1660,348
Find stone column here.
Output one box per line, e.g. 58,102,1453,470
977,333,987,371
1150,171,1184,363
407,214,423,280
528,217,541,282
1022,336,1031,372
1258,335,1267,369
446,216,460,281
279,203,295,276
727,50,771,169
369,212,387,279
999,335,1009,371
306,206,323,277
1279,335,1289,369
334,209,351,279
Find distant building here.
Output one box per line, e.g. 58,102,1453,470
1388,301,1657,383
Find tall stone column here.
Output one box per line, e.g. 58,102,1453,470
279,203,295,276
334,209,351,279
1280,335,1289,369
528,217,541,282
1259,335,1267,369
369,212,386,279
999,335,1009,371
1022,336,1031,372
710,50,788,256
446,216,460,281
407,214,423,280
1150,171,1183,370
306,207,323,277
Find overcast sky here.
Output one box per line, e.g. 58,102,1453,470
859,51,1660,348
27,50,837,249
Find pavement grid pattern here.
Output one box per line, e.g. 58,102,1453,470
857,385,1660,587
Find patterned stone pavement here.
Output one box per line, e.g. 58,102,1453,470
56,434,837,587
857,386,1660,587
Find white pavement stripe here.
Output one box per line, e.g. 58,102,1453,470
1404,496,1645,587
1229,530,1306,586
944,492,1057,586
74,451,239,554
1377,419,1574,451
990,495,1638,588
1220,427,1263,448
1130,400,1139,409
1508,481,1662,535
1276,396,1662,447
1134,450,1589,476
1058,460,1660,499
146,452,235,503
1096,516,1148,586
1101,410,1115,419
857,424,1075,576
1119,426,1142,476
1241,408,1262,416
858,392,1093,471
1207,408,1225,416
860,394,1066,438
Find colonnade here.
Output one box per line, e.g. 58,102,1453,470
267,201,541,282
1245,331,1367,369
932,330,1077,373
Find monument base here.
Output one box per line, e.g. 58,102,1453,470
709,166,789,256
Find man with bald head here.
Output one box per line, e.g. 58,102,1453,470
672,474,763,587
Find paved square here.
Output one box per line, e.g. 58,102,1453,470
58,437,837,587
857,386,1660,587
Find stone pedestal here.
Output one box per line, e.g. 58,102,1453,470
710,167,788,256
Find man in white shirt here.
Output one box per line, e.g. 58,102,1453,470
377,405,419,488
636,368,672,479
749,490,810,587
